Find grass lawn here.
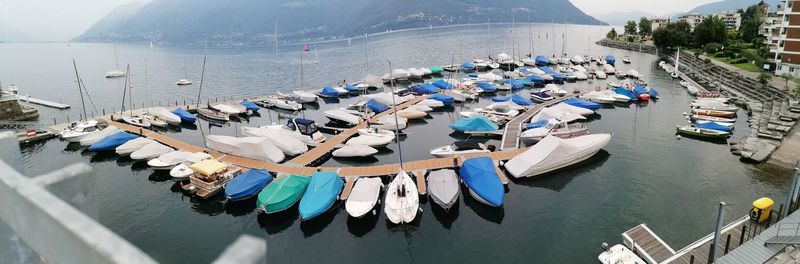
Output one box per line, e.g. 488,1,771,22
731,62,762,72
706,51,763,73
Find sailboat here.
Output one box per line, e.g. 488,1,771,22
312,44,320,64
195,48,230,123
105,44,126,78
177,58,192,85
119,65,152,128
671,47,681,79
60,60,103,142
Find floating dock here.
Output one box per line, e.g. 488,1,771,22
17,95,70,109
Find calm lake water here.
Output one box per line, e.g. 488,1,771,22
3,24,795,263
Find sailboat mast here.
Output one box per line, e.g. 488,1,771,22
528,13,533,57
675,47,681,74
300,46,304,91
511,13,515,60
127,65,133,116
196,52,207,108
274,21,278,61
387,60,404,169
113,44,120,69
72,59,87,120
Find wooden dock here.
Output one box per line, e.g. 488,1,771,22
499,96,571,150
17,95,70,109
623,224,676,263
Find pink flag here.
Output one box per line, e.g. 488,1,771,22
303,43,310,52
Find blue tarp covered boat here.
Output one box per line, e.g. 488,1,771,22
240,101,260,111
321,86,340,97
225,169,273,201
172,107,196,123
539,66,555,74
462,62,476,71
367,99,389,113
564,98,601,110
89,132,138,151
492,96,510,102
459,157,504,207
343,85,359,93
551,73,565,82
696,122,732,132
520,78,532,86
613,87,636,100
476,81,497,93
430,93,455,105
606,55,616,66
298,171,344,220
467,73,478,78
648,87,660,99
512,94,533,106
519,68,531,74
528,75,545,84
633,85,647,98
410,83,439,95
525,119,549,130
432,79,454,89
449,115,499,132
535,55,549,66
504,79,524,90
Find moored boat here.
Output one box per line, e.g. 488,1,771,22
345,177,383,218
188,159,243,198
459,157,504,207
257,174,311,213
224,169,273,201
299,171,344,221
427,169,460,210
384,171,419,224
676,125,730,139
505,134,612,178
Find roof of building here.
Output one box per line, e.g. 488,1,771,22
715,210,800,264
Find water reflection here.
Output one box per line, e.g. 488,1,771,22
225,197,259,217
89,150,118,163
190,196,226,216
147,170,172,182
430,197,460,229
333,156,380,166
300,204,342,238
462,187,504,224
257,205,299,235
63,142,84,152
346,209,380,237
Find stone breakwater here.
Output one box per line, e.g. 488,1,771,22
597,39,799,164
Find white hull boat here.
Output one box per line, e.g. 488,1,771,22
149,108,181,125
430,141,490,158
169,153,213,180
324,109,362,126
357,127,395,138
261,118,326,146
384,171,419,224
346,177,383,218
542,84,567,96
206,135,285,163
346,134,394,148
397,109,427,120
416,99,444,108
531,108,586,123
59,120,101,143
550,102,595,116
79,126,119,146
519,119,590,144
427,169,460,210
176,79,192,85
130,142,173,161
115,137,156,156
264,97,303,111
333,144,378,158
240,126,308,155
505,134,612,178
373,115,407,131
148,151,192,170
598,244,646,264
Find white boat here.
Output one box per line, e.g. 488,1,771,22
531,107,586,123
676,125,730,139
519,119,590,144
121,114,152,128
690,114,736,123
263,97,303,111
105,70,126,78
79,126,120,146
571,65,587,72
429,141,490,158
694,97,730,104
695,120,735,127
169,153,213,180
176,79,192,85
324,109,362,126
478,102,521,117
505,134,612,178
408,105,433,112
598,244,646,264
622,56,631,63
197,108,230,122
373,115,408,131
148,107,181,125
333,86,350,96
345,177,383,218
346,134,394,148
390,69,411,82
496,83,513,91
687,86,700,95
599,89,631,102
115,137,156,156
679,81,689,88
416,99,444,108
261,118,326,146
145,114,168,128
284,90,319,103
427,169,460,210
477,72,503,82
580,91,616,104
357,127,395,138
595,71,607,79
542,84,567,96
209,102,246,115
574,71,588,80
603,64,616,74
240,126,308,155
384,171,419,224
397,109,427,120
206,135,285,163
625,69,641,79
59,120,101,143
690,100,738,111
445,90,467,102
570,55,585,65
550,102,595,116
130,142,173,161
332,144,378,158
407,68,424,80
365,92,414,106
148,151,193,170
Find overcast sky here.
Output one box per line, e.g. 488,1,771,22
0,0,720,41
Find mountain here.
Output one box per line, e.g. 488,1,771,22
689,0,781,14
594,11,658,26
0,21,35,42
80,1,148,39
74,0,606,46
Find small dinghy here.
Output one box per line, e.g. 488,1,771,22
240,126,308,156
299,172,344,221
690,114,736,123
225,169,273,201
346,177,383,218
88,132,138,152
79,126,120,146
258,175,311,214
397,109,427,119
333,144,379,158
324,109,362,126
346,134,394,148
172,107,196,123
427,169,460,210
169,152,213,180
130,142,173,161
506,134,612,178
207,135,285,163
384,171,419,224
148,151,193,170
695,120,734,128
694,121,733,132
430,141,491,158
676,126,731,139
692,109,736,118
116,137,156,156
459,157,504,207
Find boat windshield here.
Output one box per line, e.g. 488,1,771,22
297,123,318,135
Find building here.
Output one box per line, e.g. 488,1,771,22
774,0,800,77
713,10,742,30
763,14,784,61
650,18,670,32
678,13,705,30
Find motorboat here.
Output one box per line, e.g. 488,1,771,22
564,98,601,110
598,244,646,264
550,102,595,116
574,71,588,80
239,100,260,113
171,107,196,123
224,169,273,201
324,109,362,126
176,79,192,85
691,100,738,112
676,125,730,139
571,65,587,72
477,102,521,117
257,175,311,213
695,120,734,128
530,91,554,102
79,126,120,146
505,134,612,178
317,86,341,98
384,171,419,224
209,102,248,115
570,55,585,65
240,126,308,155
148,108,181,125
429,141,491,158
116,137,156,156
580,91,617,104
519,119,590,144
261,96,303,111
88,132,138,152
449,115,499,132
407,68,424,80
105,70,126,78
447,89,474,102
357,127,395,138
622,56,631,63
416,99,445,109
146,114,168,128
687,86,700,95
262,118,326,146
121,114,151,128
169,152,213,180
372,115,408,131
692,109,736,118
279,90,318,103
333,144,378,158
690,114,736,123
345,177,383,218
346,134,394,148
187,159,243,198
459,157,503,207
427,169,460,210
196,108,229,122
390,69,411,82
365,92,414,106
603,64,616,74
625,69,640,79
595,71,607,79
694,121,733,132
59,120,101,143
542,84,567,96
130,142,173,161
397,109,427,120
531,107,586,124
408,105,433,112
298,171,344,221
147,151,193,170
206,135,285,163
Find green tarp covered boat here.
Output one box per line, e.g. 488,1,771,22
429,66,443,74
257,174,311,213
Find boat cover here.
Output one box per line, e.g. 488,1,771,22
116,137,156,154
149,107,182,124
529,75,545,83
525,119,549,130
632,85,647,97
417,99,445,108
345,177,383,217
613,87,636,100
512,94,533,106
606,55,616,65
476,81,497,92
225,169,273,200
172,107,196,123
343,85,359,92
429,66,444,73
410,83,439,95
79,126,120,146
535,55,549,66
492,96,511,102
551,73,565,80
240,101,260,111
449,115,499,132
550,103,595,116
427,169,459,208
648,87,660,98
520,78,532,86
89,132,138,151
504,79,524,89
459,157,503,206
240,127,308,155
333,144,378,157
346,134,393,147
429,94,454,105
257,175,311,213
367,99,389,113
462,62,476,70
190,159,227,176
299,171,344,220
531,107,586,123
564,98,601,110
206,135,285,162
149,151,193,167
505,134,611,178
321,86,340,97
432,79,454,89
130,142,173,160
531,91,553,99
539,66,555,74
696,122,732,132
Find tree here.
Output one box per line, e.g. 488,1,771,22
693,16,727,47
758,73,773,85
624,20,637,36
653,21,692,49
740,3,765,43
779,74,794,91
639,17,652,36
606,28,618,40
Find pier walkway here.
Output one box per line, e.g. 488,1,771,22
500,96,570,150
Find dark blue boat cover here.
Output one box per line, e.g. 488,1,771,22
468,73,478,78
459,157,504,207
696,122,732,132
89,132,138,151
492,96,510,102
531,91,553,99
172,107,196,123
512,94,533,106
321,86,339,97
525,119,549,130
430,94,455,105
462,62,476,70
633,85,647,97
225,169,273,201
343,85,359,92
648,87,660,98
539,66,555,74
504,79,524,90
606,55,616,66
519,68,531,74
432,79,454,89
476,81,497,92
367,99,389,113
535,55,549,66
410,83,439,95
294,118,316,126
240,101,260,111
528,75,545,83
551,73,565,80
564,98,601,110
449,115,499,132
613,87,636,100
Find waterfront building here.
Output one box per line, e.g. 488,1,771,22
712,10,742,30
650,18,671,32
774,0,800,77
678,13,706,30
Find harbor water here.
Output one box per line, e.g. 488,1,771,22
2,24,794,263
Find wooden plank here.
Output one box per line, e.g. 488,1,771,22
339,176,357,200
494,165,510,184
413,170,427,194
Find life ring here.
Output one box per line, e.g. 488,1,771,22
749,209,760,220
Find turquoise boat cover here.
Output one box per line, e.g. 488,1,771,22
449,115,499,132
459,157,504,207
225,169,273,201
89,132,138,151
298,171,344,220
